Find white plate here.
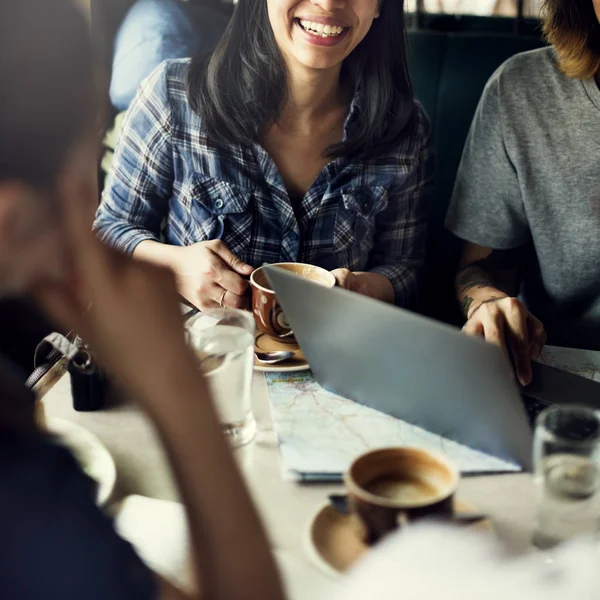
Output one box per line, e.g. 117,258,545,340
46,417,117,507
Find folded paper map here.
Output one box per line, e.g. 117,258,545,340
538,345,600,382
265,372,521,481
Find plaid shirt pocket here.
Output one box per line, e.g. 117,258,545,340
186,174,253,256
334,186,387,253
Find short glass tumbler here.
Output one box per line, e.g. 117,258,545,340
533,405,600,549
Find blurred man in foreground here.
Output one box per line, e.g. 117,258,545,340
0,2,282,598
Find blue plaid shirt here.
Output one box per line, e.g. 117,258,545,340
95,60,433,306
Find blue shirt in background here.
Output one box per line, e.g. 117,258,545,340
110,0,228,111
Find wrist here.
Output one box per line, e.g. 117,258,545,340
357,272,394,303
135,241,183,271
462,287,509,319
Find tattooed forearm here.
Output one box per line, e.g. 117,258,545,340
465,248,521,271
458,272,495,287
458,250,519,293
458,269,501,295
456,249,521,318
461,295,473,317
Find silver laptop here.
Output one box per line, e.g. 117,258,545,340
264,265,533,470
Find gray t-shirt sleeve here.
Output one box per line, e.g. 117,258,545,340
445,68,530,249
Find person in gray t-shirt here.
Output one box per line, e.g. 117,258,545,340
446,0,600,386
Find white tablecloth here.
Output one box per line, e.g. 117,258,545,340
42,373,537,597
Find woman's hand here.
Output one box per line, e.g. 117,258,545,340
463,296,547,386
331,269,368,295
331,269,395,303
137,239,254,311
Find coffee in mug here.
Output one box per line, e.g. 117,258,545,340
344,447,460,545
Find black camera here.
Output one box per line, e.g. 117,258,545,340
28,333,110,412
67,346,110,412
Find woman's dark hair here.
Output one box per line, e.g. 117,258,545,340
0,0,94,188
188,0,416,159
542,0,600,79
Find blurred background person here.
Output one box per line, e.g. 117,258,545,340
0,2,283,598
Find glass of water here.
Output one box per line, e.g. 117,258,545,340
533,405,600,549
187,308,256,447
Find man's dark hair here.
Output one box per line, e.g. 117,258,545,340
542,0,600,79
0,0,94,188
187,0,416,159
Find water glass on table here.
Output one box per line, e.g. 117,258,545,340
187,308,256,447
533,405,600,549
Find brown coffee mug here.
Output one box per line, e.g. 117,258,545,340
249,263,336,344
343,447,460,545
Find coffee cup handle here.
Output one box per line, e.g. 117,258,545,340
328,494,350,515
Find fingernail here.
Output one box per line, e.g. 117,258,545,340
520,373,532,386
244,265,254,274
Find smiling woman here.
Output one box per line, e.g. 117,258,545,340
269,0,380,73
95,0,433,311
297,20,346,37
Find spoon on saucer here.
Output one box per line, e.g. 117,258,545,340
255,350,295,365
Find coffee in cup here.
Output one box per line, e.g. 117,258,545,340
249,262,336,344
344,447,460,545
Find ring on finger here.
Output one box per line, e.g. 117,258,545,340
219,290,227,307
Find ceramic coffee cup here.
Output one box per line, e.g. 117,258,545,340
342,447,460,545
249,263,336,344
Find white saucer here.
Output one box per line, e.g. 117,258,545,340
254,333,310,373
305,499,492,578
47,417,117,507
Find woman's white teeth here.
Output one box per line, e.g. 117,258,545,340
299,19,345,37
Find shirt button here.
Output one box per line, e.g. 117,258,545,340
214,197,224,210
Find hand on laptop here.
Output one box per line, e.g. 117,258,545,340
462,296,546,386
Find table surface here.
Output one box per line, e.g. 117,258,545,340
42,371,538,597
